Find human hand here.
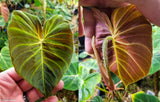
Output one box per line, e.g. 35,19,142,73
0,67,63,102
79,0,130,56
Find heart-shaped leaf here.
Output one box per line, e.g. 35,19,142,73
7,10,73,97
93,5,152,86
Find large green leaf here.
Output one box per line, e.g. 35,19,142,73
92,5,152,86
7,11,73,97
0,41,13,71
131,91,159,102
149,26,160,75
62,52,81,91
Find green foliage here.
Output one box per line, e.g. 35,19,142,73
131,91,159,102
149,26,160,75
0,15,5,27
62,54,101,101
62,53,81,91
79,69,101,102
79,59,98,70
91,96,103,102
7,10,73,97
0,40,13,71
79,51,89,59
0,31,8,49
34,0,42,7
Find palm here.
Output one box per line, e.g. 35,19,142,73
0,68,63,102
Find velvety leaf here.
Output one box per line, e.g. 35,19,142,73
0,41,13,71
93,5,152,86
91,96,103,102
131,91,159,102
0,2,9,22
7,11,73,97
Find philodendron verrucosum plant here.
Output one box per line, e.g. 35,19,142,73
92,5,152,89
7,10,73,98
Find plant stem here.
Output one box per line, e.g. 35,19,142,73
96,86,108,93
102,36,114,90
153,71,159,96
114,90,123,102
43,0,46,21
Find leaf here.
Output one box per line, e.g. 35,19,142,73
92,5,152,86
0,2,9,22
7,11,73,97
131,91,159,102
34,0,42,7
79,51,89,59
79,58,99,70
149,26,160,75
0,41,13,71
91,96,103,102
0,15,5,27
62,53,81,91
79,68,101,102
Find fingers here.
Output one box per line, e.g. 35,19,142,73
18,79,33,92
27,88,41,102
6,67,22,82
42,96,58,102
83,8,96,54
26,80,63,102
52,80,64,93
79,0,98,7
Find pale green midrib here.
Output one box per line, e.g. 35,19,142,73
40,39,46,95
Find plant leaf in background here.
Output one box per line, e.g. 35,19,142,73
93,5,152,86
79,58,98,70
91,96,103,102
0,15,5,27
0,41,13,71
0,2,9,22
34,0,42,7
62,52,81,91
131,91,159,102
79,65,101,102
149,26,160,75
7,11,73,97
